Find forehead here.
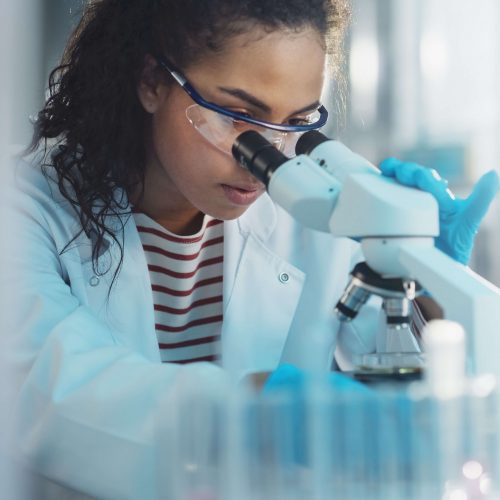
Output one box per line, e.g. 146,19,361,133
185,28,327,109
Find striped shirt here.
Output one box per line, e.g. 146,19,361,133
133,212,224,365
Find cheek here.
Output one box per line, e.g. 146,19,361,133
151,105,235,189
152,105,195,165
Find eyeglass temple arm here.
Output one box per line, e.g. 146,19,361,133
157,58,187,86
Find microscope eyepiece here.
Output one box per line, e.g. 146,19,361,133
295,130,329,156
232,130,288,187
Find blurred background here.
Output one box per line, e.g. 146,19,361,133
3,0,500,283
337,0,500,284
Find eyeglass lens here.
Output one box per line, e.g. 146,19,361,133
186,104,316,157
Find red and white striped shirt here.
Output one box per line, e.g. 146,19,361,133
133,212,224,365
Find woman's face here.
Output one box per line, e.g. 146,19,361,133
138,27,327,231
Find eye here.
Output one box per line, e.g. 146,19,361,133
230,112,255,129
288,116,314,126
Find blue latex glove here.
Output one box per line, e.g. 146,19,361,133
379,158,499,265
263,364,371,395
262,364,372,464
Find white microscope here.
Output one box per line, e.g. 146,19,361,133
232,130,500,379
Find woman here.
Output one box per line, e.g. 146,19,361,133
4,0,497,498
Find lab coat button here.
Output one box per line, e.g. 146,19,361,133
89,275,100,287
279,272,289,284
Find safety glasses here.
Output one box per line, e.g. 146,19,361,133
156,57,328,156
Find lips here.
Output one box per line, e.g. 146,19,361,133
221,183,265,206
229,182,263,191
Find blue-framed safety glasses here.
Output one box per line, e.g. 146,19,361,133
156,57,329,156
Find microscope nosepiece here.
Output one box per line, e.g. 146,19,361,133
335,280,371,322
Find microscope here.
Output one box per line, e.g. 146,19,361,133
232,130,500,379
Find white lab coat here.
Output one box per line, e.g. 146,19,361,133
2,157,379,499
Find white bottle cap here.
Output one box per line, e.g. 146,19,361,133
423,319,466,399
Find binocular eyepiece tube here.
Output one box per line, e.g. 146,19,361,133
231,131,288,187
231,130,330,186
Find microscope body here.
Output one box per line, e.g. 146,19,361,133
232,131,500,377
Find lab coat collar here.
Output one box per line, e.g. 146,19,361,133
221,193,305,378
220,192,278,319
235,192,277,241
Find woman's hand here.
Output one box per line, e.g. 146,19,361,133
260,365,372,465
379,158,499,265
263,364,371,394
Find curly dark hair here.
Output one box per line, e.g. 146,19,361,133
30,0,351,281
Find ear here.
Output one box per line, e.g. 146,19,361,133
137,54,166,114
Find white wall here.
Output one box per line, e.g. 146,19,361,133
0,1,43,498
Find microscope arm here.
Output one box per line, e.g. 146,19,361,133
396,242,500,376
332,171,500,376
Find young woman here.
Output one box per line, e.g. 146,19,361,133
5,0,497,498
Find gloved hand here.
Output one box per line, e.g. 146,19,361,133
262,364,372,464
379,158,499,265
263,363,371,394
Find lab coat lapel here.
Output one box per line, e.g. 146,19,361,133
111,214,160,360
221,194,305,377
80,210,159,362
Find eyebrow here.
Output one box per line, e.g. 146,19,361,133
217,86,321,116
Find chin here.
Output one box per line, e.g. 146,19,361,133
208,204,250,222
